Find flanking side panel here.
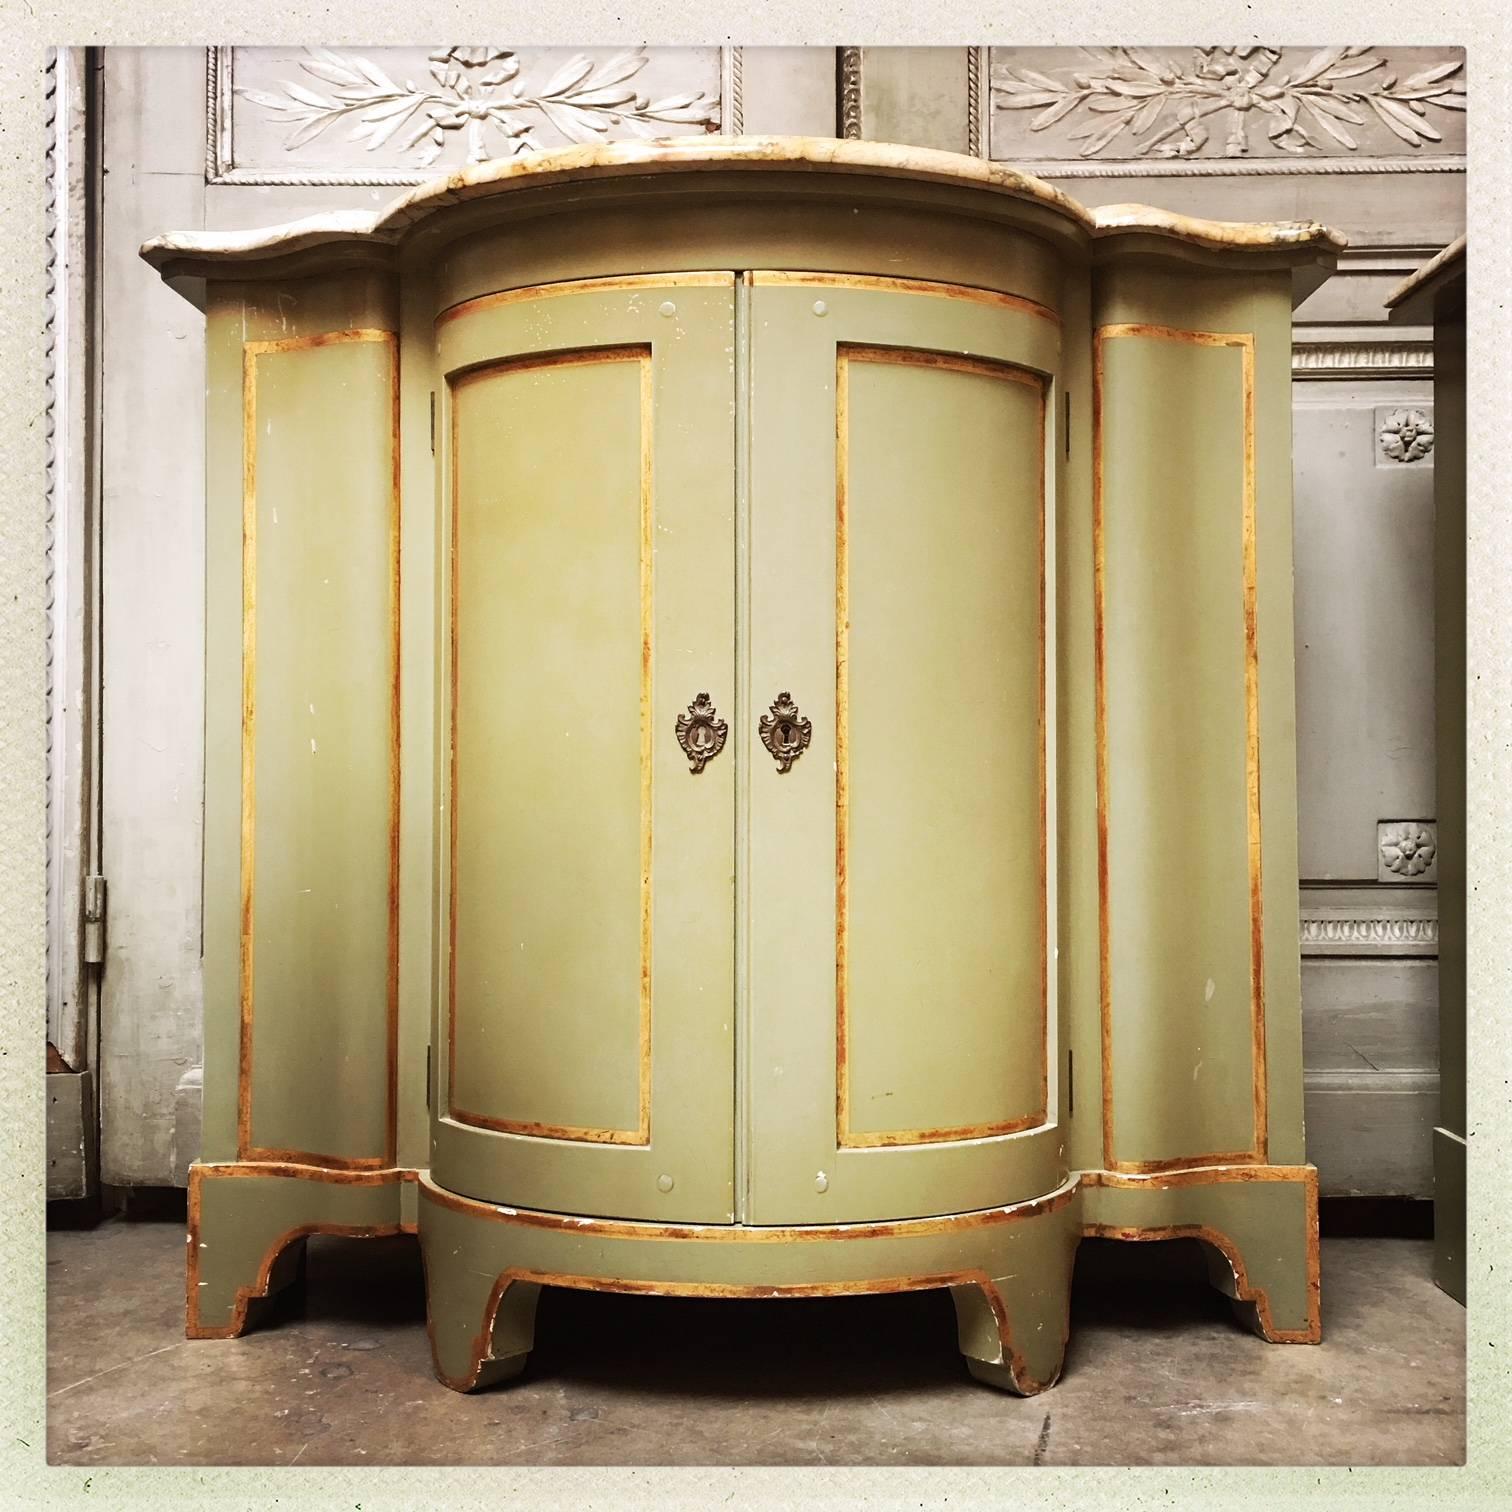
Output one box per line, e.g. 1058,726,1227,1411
1092,260,1304,1173
203,274,400,1170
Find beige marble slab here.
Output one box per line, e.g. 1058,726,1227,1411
141,134,1347,276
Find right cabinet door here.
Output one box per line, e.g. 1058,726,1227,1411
745,273,1065,1223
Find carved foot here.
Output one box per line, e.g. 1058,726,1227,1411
1081,1165,1321,1344
419,1201,541,1392
950,1200,1079,1394
186,1162,411,1339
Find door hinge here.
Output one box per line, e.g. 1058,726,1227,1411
429,391,436,454
1068,1048,1074,1118
1063,389,1071,457
82,874,107,966
426,1043,433,1112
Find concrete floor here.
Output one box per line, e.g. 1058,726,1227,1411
47,1217,1464,1467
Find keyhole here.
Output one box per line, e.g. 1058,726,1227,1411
779,721,794,744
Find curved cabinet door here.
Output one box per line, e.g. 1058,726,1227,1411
432,277,737,1223
744,274,1065,1223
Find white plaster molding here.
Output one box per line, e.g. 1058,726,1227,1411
1291,341,1433,379
207,46,738,187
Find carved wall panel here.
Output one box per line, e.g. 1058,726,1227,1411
209,46,735,185
986,47,1465,175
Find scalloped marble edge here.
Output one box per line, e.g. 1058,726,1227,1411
140,134,1347,273
1385,232,1465,310
1087,200,1346,253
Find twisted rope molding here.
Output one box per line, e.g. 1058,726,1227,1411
43,50,60,1039
839,47,863,140
1022,155,1463,178
722,45,743,135
967,48,984,157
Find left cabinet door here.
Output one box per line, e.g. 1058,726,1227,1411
431,277,738,1223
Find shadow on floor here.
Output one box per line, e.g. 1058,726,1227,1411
298,1229,1231,1404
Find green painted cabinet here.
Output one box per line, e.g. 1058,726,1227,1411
435,277,738,1224
744,274,1062,1224
145,137,1341,1394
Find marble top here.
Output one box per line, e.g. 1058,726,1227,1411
141,134,1348,274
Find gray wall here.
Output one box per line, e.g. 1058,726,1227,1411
73,45,1463,1191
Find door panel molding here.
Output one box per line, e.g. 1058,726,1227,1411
447,345,653,1145
834,343,1049,1148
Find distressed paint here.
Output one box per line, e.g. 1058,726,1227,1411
432,275,738,1224
150,138,1329,1391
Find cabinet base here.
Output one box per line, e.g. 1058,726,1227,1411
418,1172,1082,1395
185,1162,1319,1394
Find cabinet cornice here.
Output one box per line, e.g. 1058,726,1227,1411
142,135,1346,301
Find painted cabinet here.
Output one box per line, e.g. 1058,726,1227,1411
439,278,738,1223
144,136,1340,1394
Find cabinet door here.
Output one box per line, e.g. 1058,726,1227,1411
745,273,1065,1223
432,277,737,1223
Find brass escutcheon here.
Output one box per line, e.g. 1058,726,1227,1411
675,693,728,774
759,692,813,773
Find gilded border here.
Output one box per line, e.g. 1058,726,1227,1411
239,328,400,1171
1093,322,1266,1174
446,344,654,1146
749,270,1060,327
415,1163,1318,1379
435,271,735,329
182,1165,1318,1357
419,1169,1080,1242
831,344,1049,1149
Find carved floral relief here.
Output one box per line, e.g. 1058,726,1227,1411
1378,821,1438,882
214,46,724,183
988,46,1465,164
1377,408,1435,464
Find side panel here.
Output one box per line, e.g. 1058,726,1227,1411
746,273,1065,1224
203,274,400,1169
1092,260,1304,1172
431,277,737,1223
